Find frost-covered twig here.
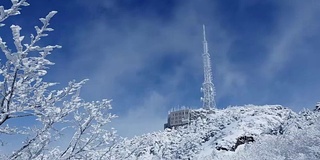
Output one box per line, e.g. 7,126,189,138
0,0,29,27
0,11,61,127
0,1,118,159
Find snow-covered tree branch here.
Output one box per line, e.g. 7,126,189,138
0,1,118,159
0,0,29,27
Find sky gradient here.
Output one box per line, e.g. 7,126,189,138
1,0,320,137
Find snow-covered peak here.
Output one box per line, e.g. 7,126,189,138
111,105,303,160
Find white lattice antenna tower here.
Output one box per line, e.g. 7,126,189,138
201,25,216,109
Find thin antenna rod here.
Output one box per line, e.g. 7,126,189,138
203,24,206,42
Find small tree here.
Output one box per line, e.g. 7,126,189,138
0,1,118,159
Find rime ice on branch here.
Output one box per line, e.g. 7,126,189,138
0,1,118,159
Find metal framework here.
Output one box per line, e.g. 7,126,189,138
201,25,216,109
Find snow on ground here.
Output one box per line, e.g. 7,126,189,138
111,104,305,159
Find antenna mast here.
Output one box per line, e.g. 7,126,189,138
201,25,216,109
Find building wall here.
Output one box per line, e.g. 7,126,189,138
166,109,190,128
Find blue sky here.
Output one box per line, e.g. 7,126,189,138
1,0,320,137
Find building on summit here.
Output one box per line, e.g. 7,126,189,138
164,108,190,129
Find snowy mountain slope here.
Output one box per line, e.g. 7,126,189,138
192,105,295,152
214,109,320,160
109,104,318,160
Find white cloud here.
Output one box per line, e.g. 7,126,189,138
262,1,320,78
110,91,168,137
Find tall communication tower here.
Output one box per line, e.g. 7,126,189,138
201,25,216,109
